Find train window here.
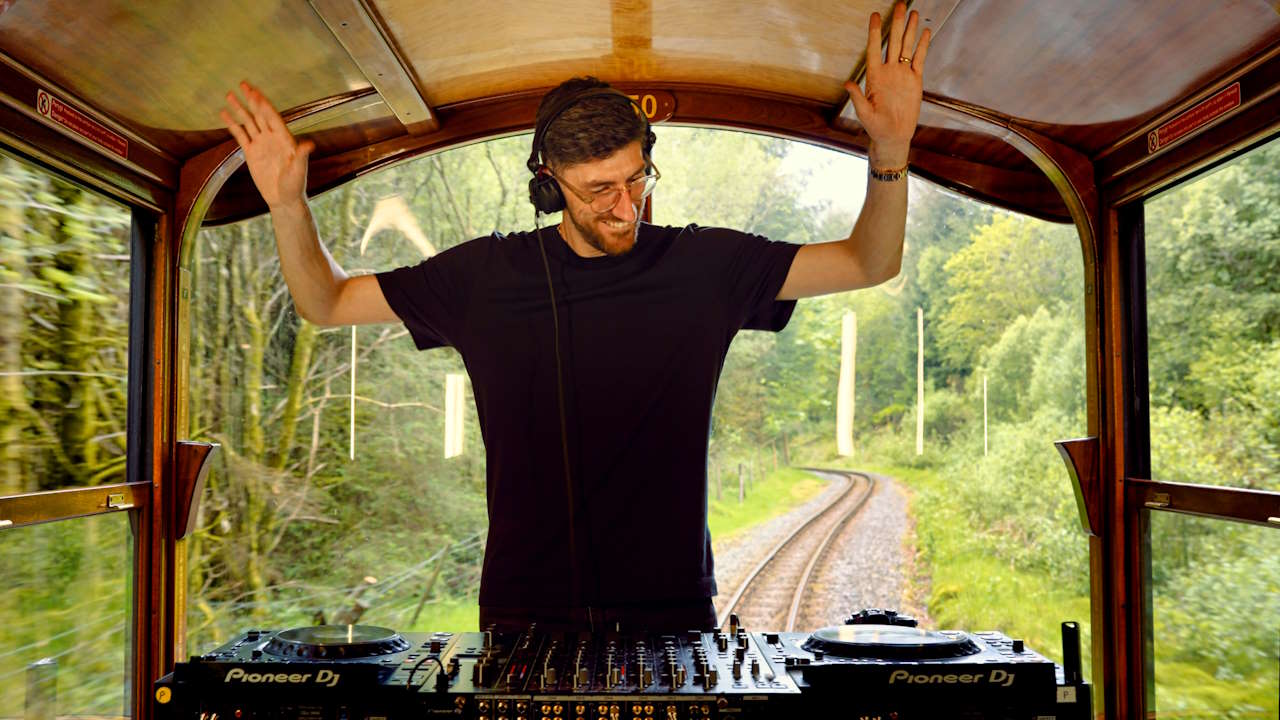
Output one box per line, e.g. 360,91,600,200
0,151,139,718
1143,135,1280,719
1149,511,1279,716
183,137,533,650
0,154,133,495
659,128,1089,663
183,127,1090,663
0,512,134,719
1144,136,1279,493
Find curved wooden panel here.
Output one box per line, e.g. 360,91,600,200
194,84,1071,227
0,0,370,157
377,0,887,107
924,0,1280,152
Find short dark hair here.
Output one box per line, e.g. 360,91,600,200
535,76,648,171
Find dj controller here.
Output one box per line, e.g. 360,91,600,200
154,610,1091,720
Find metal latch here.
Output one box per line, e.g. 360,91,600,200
1144,492,1171,509
106,493,134,511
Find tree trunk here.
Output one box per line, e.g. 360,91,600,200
54,185,95,486
272,320,317,470
0,158,29,494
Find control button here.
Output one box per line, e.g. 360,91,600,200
1012,639,1025,653
764,632,780,644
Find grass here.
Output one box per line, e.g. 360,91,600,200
707,466,830,541
856,462,1094,668
404,597,480,634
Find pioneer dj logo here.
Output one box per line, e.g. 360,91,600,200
887,669,1015,687
223,668,341,687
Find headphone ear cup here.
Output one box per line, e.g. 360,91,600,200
528,174,566,214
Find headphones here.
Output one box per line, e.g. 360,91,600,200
526,87,657,214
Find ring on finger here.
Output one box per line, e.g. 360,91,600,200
898,56,911,63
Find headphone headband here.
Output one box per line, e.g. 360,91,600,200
526,86,658,213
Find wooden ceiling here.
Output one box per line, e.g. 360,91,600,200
1,0,1278,223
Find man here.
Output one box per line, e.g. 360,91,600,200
221,4,929,633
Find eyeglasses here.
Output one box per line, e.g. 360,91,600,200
553,165,661,213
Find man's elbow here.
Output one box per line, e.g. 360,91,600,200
869,255,902,286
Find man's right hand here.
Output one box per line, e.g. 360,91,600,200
220,81,314,210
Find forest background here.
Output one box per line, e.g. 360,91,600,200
0,131,1276,719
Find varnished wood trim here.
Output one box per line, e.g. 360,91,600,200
1055,437,1100,537
1104,90,1280,207
307,0,437,134
201,83,1070,226
1127,478,1280,528
0,481,151,528
0,50,177,188
1095,39,1280,164
1099,44,1280,203
0,101,170,212
174,441,219,540
146,207,177,715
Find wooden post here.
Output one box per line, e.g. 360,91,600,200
349,325,357,460
837,311,857,456
444,373,465,458
25,658,56,720
983,374,989,456
410,542,453,626
916,307,924,456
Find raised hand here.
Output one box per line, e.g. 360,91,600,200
220,81,315,210
844,2,931,167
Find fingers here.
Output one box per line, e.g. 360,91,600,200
219,109,251,148
865,11,883,73
912,27,932,74
885,2,906,65
224,89,261,140
242,81,289,135
901,8,919,62
844,80,873,122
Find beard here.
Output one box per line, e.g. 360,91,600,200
565,198,644,257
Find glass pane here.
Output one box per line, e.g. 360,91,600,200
1151,512,1279,718
184,139,525,650
0,153,133,496
1144,136,1280,491
185,125,1091,680
658,127,1091,663
0,513,134,719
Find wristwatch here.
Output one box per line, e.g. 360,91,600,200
869,162,909,182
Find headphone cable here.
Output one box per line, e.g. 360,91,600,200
533,218,592,630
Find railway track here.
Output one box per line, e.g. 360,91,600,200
716,469,876,631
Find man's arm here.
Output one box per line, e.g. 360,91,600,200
777,2,930,301
221,82,398,327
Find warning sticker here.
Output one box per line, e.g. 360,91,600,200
35,89,129,158
1147,83,1241,154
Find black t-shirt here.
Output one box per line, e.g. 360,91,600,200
375,223,801,608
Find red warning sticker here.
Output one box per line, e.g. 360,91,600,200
36,88,129,158
1147,83,1241,154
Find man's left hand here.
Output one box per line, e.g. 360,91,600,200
845,1,931,168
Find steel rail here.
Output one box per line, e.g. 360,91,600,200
784,472,877,631
717,469,871,622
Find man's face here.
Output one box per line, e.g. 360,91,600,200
557,140,647,257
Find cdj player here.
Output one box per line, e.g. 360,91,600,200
154,610,1091,720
